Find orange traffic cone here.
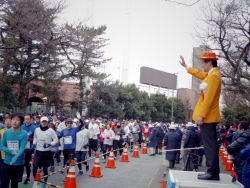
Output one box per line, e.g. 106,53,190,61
162,179,167,188
222,150,228,165
141,142,148,154
64,160,78,188
120,145,130,162
105,148,116,169
219,145,224,156
230,164,236,177
32,173,42,188
224,154,233,171
132,142,140,158
89,153,103,178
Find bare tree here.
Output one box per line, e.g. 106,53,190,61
194,0,250,106
164,0,201,6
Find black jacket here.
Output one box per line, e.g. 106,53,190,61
183,126,200,149
227,129,250,175
156,126,165,146
164,129,181,160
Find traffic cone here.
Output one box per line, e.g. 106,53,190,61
105,148,116,169
222,150,228,165
64,160,78,188
89,153,103,178
120,145,130,162
230,164,236,177
32,173,42,188
162,179,167,188
219,145,224,156
224,154,233,171
132,142,140,158
141,142,148,154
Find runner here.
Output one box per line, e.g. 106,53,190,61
88,118,100,157
20,114,37,184
103,124,115,163
113,121,125,159
32,116,58,183
58,116,84,177
75,121,91,176
0,113,28,188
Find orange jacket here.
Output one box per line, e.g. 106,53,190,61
188,67,222,123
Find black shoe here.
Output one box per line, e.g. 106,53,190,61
198,172,207,177
198,173,220,181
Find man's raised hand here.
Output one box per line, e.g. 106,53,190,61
179,56,187,68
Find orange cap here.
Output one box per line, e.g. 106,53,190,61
200,52,218,60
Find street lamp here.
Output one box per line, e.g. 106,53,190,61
171,73,178,122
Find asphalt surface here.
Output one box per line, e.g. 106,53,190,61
17,151,232,188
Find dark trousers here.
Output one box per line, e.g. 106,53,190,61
113,140,123,157
89,139,98,157
200,123,220,176
23,149,33,179
49,151,55,167
0,163,24,188
75,151,87,171
54,150,61,163
63,149,75,166
103,144,112,159
33,150,50,182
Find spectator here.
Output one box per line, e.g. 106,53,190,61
240,142,250,188
226,124,238,145
227,121,250,183
221,124,230,147
155,123,165,155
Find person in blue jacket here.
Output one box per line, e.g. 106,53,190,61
0,113,27,188
240,143,250,188
148,124,157,156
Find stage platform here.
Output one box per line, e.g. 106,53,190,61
166,170,244,188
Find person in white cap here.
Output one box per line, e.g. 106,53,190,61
164,124,180,169
183,122,200,171
32,116,58,183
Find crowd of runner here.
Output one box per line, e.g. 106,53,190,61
0,112,250,188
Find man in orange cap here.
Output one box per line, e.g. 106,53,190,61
179,52,221,180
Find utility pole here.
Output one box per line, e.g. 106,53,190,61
171,73,178,122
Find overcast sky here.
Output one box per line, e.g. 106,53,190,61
62,0,202,90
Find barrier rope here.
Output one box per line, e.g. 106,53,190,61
39,180,61,188
42,142,143,179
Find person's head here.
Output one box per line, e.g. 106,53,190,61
116,121,121,127
35,116,40,123
40,116,49,127
65,118,73,129
24,114,33,126
200,52,218,72
232,124,238,131
106,124,111,130
73,118,80,126
121,121,125,127
11,113,24,128
238,121,249,133
5,112,11,120
49,122,55,130
225,124,230,130
53,115,58,120
134,120,138,125
91,118,96,124
5,118,12,129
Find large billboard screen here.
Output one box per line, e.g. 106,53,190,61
140,66,177,90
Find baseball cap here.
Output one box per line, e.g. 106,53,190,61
73,118,79,123
40,116,48,122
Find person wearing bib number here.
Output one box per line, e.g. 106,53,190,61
20,114,37,184
113,121,125,159
0,113,27,188
58,117,84,180
129,120,140,152
88,118,100,157
32,116,58,183
103,124,115,163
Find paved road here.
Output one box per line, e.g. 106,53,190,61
19,151,164,188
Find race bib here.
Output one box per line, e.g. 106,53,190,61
38,139,46,149
122,135,127,139
64,136,72,144
77,135,84,143
25,141,30,149
115,135,120,140
132,128,137,132
7,140,19,151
